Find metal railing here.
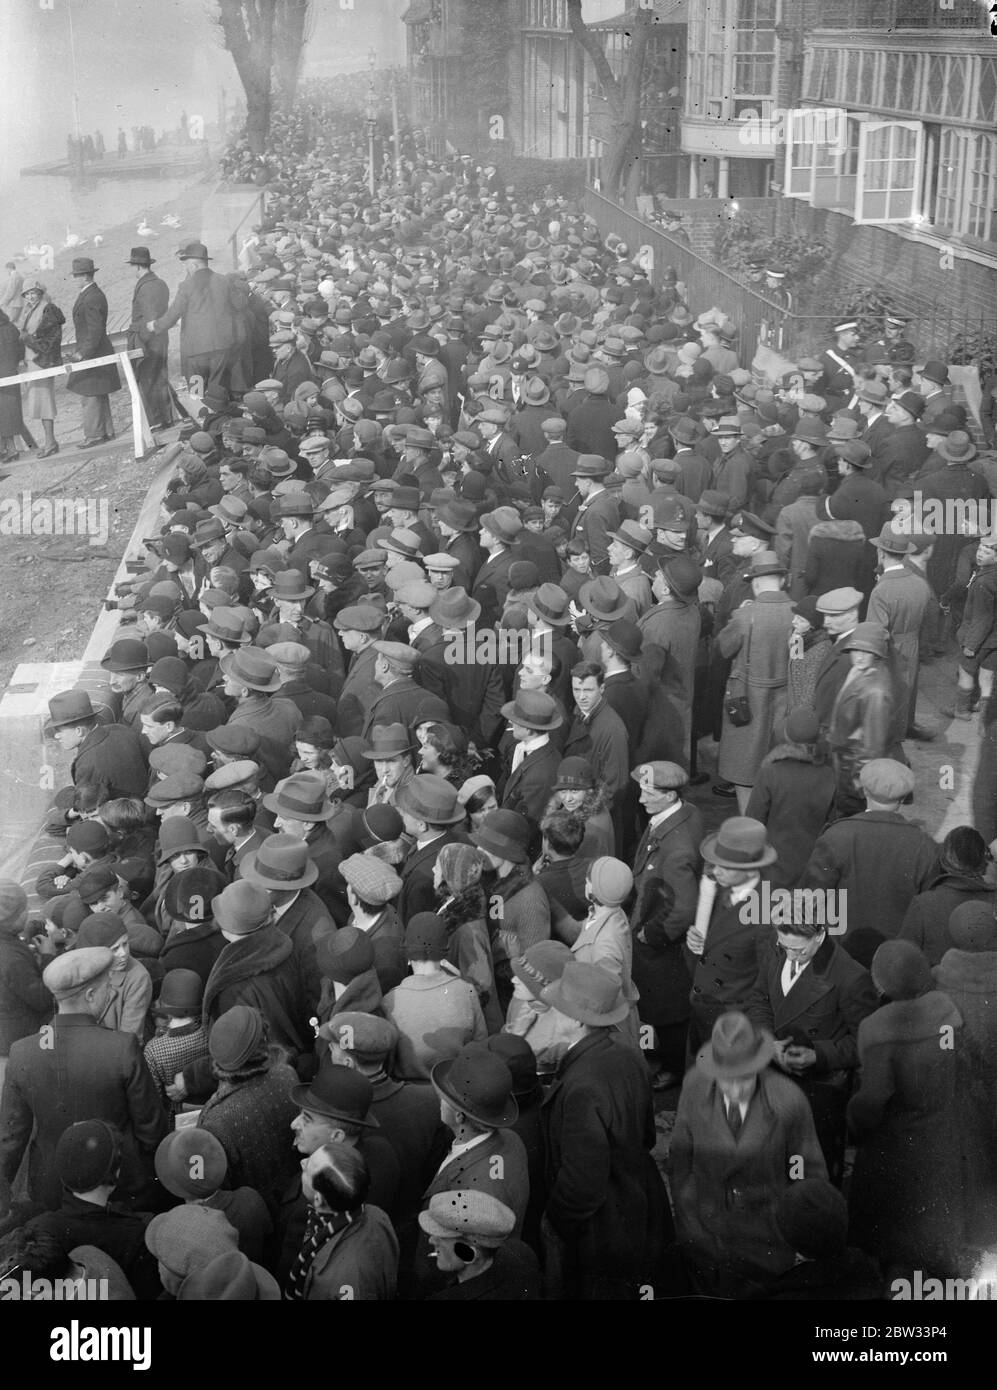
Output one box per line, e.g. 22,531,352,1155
583,187,997,364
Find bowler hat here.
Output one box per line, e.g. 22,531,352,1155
542,960,629,1026
663,553,703,602
163,865,227,922
157,968,204,1017
891,390,925,420
431,1044,518,1129
793,417,828,445
696,1011,776,1079
100,638,149,673
396,773,464,825
500,689,562,732
700,817,777,869
241,834,319,892
290,1062,378,1128
271,569,315,601
263,773,334,822
920,359,949,386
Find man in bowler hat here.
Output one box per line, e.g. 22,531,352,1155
127,246,171,429
65,257,120,448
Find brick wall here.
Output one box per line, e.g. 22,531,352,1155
776,200,997,350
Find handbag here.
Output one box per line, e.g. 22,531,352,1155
724,613,754,727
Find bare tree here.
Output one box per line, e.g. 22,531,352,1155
274,0,313,107
567,0,655,207
213,0,277,156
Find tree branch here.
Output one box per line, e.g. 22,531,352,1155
566,0,621,109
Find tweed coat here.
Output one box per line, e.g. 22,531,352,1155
717,589,793,786
199,1061,301,1208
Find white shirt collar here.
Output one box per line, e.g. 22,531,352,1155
727,873,761,906
648,800,683,830
272,891,301,920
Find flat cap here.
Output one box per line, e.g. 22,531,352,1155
203,760,260,794
322,1010,398,1062
338,853,402,905
372,640,419,671
630,761,689,792
859,758,916,802
815,586,864,615
145,772,204,808
43,946,113,998
418,1190,515,1248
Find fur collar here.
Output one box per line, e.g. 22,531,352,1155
859,990,961,1048
809,519,867,542
763,741,821,765
934,949,997,994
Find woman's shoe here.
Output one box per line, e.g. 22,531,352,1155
37,443,59,459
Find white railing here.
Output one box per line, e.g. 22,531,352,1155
0,349,155,458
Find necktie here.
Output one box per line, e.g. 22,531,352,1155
727,1103,743,1139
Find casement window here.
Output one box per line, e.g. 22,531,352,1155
854,120,923,223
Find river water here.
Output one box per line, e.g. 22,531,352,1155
0,172,205,268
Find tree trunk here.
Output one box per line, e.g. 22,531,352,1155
566,0,651,208
214,0,276,154
274,0,310,107
245,77,272,157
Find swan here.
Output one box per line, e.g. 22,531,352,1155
136,217,159,238
93,234,104,247
63,227,86,249
161,213,181,228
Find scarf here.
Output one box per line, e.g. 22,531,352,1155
284,1207,354,1300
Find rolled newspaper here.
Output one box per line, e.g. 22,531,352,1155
686,873,718,956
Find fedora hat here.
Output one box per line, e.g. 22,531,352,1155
378,529,423,559
480,507,523,545
219,648,281,692
178,241,212,260
643,345,673,375
670,417,700,447
198,607,251,645
527,582,571,627
500,689,562,732
696,1011,776,1080
240,833,319,892
744,549,786,579
607,520,652,554
361,723,415,759
428,586,481,630
541,961,629,1027
45,690,95,735
263,773,335,822
570,454,612,479
271,569,315,601
438,500,479,533
701,817,777,869
471,809,531,865
290,1063,379,1129
870,522,914,555
431,1045,518,1129
522,377,550,406
663,554,704,603
937,430,977,464
696,489,730,519
126,246,155,266
71,257,97,277
396,773,464,825
580,576,629,621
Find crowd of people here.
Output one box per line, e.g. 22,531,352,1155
2,83,997,1304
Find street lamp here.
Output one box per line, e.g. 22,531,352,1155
366,47,377,195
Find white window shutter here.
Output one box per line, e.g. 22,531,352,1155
855,120,924,224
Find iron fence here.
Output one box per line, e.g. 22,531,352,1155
583,188,997,366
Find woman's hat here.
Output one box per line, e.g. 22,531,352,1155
587,857,633,907
456,774,496,807
510,940,573,1001
163,865,227,922
318,924,375,984
470,809,530,864
209,1004,266,1070
696,1010,776,1080
541,961,629,1026
870,939,932,1001
552,756,595,792
431,1043,519,1129
840,621,888,658
700,817,777,869
784,707,821,745
157,968,204,1017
